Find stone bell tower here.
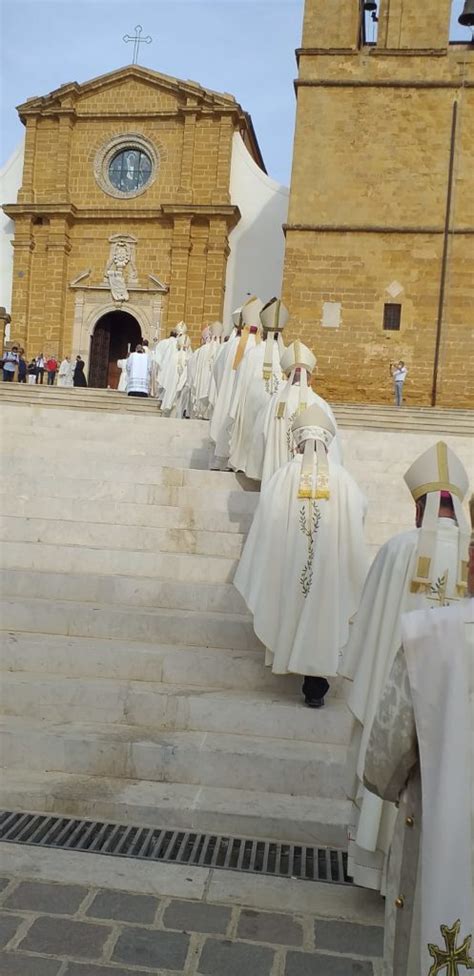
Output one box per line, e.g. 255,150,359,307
282,0,473,406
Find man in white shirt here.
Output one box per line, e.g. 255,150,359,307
390,360,408,406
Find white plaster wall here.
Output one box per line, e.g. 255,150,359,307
224,134,289,326
0,141,24,324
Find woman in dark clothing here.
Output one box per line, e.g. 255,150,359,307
73,356,88,387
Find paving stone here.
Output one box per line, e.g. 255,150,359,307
237,908,303,946
65,964,153,976
86,889,159,924
0,878,11,892
163,899,231,934
198,937,275,976
0,952,63,976
315,920,384,957
18,916,110,959
0,914,24,949
4,880,89,915
113,927,189,970
286,951,374,976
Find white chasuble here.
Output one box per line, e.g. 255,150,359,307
363,600,473,974
228,342,284,476
234,454,368,677
341,518,462,892
209,333,240,459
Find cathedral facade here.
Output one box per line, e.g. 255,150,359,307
282,0,473,406
3,65,288,387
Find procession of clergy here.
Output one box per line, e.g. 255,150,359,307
126,294,473,975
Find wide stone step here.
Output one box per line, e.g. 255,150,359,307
0,633,302,696
0,494,253,534
0,570,248,614
0,769,352,846
0,671,351,744
0,597,259,650
3,446,211,471
1,541,238,582
0,456,259,489
0,515,245,559
0,719,347,799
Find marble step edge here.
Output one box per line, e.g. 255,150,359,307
0,720,348,801
0,463,259,493
0,496,254,534
0,672,351,745
0,542,239,584
0,769,352,847
0,631,303,697
0,602,261,657
0,569,248,615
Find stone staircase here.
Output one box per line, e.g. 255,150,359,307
0,387,473,851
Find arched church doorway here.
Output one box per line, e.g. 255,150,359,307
88,310,142,389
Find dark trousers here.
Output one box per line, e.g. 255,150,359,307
18,374,26,383
36,368,45,384
2,370,14,381
128,391,148,398
47,371,56,385
302,676,330,702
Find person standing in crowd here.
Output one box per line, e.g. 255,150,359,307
362,502,473,973
341,441,469,896
17,348,27,383
2,345,19,381
46,354,58,386
126,343,151,397
57,356,74,387
235,403,368,708
73,355,87,387
390,360,407,406
27,359,37,384
35,353,46,384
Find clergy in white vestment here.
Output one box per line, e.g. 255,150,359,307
246,339,342,483
199,321,223,419
341,440,470,894
153,327,178,401
234,403,368,706
228,297,286,476
117,358,128,392
209,306,244,468
126,345,152,397
160,323,192,415
176,326,210,419
57,356,74,388
211,296,264,466
363,594,473,975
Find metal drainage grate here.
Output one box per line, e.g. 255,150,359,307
0,810,352,885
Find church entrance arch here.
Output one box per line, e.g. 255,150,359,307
88,310,142,388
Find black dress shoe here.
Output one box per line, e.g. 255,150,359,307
304,696,325,708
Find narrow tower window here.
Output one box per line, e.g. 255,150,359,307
383,303,402,331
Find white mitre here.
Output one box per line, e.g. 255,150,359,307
291,403,336,500
259,298,288,380
277,340,317,419
210,321,223,339
404,440,469,596
175,321,187,335
233,295,264,369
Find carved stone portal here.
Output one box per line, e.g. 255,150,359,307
104,234,139,301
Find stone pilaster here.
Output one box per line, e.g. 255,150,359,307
166,217,192,327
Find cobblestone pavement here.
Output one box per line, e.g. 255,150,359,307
0,875,383,975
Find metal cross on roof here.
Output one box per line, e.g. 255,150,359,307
123,25,152,65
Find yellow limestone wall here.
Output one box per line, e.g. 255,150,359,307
282,0,474,406
5,68,261,358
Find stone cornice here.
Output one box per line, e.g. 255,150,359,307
295,78,474,90
284,223,474,235
3,202,241,226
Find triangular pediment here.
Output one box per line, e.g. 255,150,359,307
17,64,239,118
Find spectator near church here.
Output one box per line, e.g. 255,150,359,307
27,359,38,384
390,360,408,407
2,345,19,381
35,353,46,384
46,355,58,385
17,349,27,383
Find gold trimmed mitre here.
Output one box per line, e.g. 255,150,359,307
291,403,335,500
259,298,289,380
277,341,317,419
404,441,469,595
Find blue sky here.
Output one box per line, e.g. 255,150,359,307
0,0,470,184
